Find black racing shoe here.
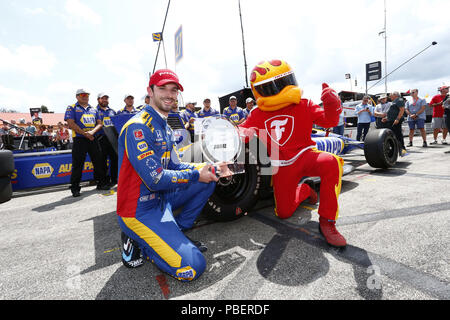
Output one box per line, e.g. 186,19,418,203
121,232,145,268
184,234,208,253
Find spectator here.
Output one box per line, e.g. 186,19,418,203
117,94,137,114
0,122,9,135
429,86,449,145
405,89,428,147
64,88,110,197
47,125,58,148
170,100,179,113
242,97,255,119
180,101,198,141
444,92,450,133
197,98,219,118
38,124,48,136
373,94,391,129
96,93,118,187
56,122,70,150
223,96,245,125
137,94,150,111
355,95,373,141
333,105,345,135
8,120,19,137
25,122,36,135
384,91,407,156
64,123,73,149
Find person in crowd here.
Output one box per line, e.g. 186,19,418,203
180,101,198,142
242,97,255,119
96,93,118,187
25,122,36,135
137,94,151,111
197,98,219,118
382,91,407,156
444,90,450,132
64,123,73,149
373,94,391,129
116,69,218,281
47,125,58,149
223,96,246,125
332,103,345,135
64,88,110,197
405,89,428,147
355,95,373,141
55,122,70,150
37,124,48,136
429,86,449,145
117,94,137,114
8,120,19,137
170,100,180,113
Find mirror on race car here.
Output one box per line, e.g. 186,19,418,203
194,116,244,177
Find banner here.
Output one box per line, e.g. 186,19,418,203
30,108,43,125
11,152,94,191
174,25,183,63
152,32,162,42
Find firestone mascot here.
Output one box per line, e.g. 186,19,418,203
239,59,347,247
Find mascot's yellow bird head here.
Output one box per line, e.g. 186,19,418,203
250,60,302,112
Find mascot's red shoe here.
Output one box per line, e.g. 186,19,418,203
319,217,347,247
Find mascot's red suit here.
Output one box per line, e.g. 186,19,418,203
239,59,347,247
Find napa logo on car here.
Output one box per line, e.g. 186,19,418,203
32,163,54,179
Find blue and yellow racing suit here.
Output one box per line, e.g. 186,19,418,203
116,105,215,281
223,106,245,124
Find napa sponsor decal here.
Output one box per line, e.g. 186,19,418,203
137,141,148,152
10,169,18,184
56,162,94,177
176,266,196,281
81,114,96,127
32,163,54,179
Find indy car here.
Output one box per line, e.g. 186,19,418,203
106,112,400,222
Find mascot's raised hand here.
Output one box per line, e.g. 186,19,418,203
321,83,342,118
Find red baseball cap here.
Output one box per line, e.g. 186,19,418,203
149,69,184,92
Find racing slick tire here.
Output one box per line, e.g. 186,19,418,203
0,150,14,177
202,145,261,222
0,176,13,204
363,128,398,169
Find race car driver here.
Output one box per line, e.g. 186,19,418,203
239,59,347,247
116,69,218,281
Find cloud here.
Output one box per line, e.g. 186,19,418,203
0,85,52,110
0,45,57,77
23,7,46,15
63,0,102,29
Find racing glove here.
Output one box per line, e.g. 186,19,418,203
321,83,342,120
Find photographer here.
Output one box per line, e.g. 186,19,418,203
355,95,374,141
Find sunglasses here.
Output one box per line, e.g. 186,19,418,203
78,93,90,97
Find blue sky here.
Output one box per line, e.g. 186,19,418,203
1,0,449,113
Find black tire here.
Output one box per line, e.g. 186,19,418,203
202,146,261,222
0,150,14,177
363,128,398,169
0,176,13,204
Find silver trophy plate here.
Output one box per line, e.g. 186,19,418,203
195,116,244,176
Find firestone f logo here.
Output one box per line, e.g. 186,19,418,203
271,119,288,142
265,115,294,146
